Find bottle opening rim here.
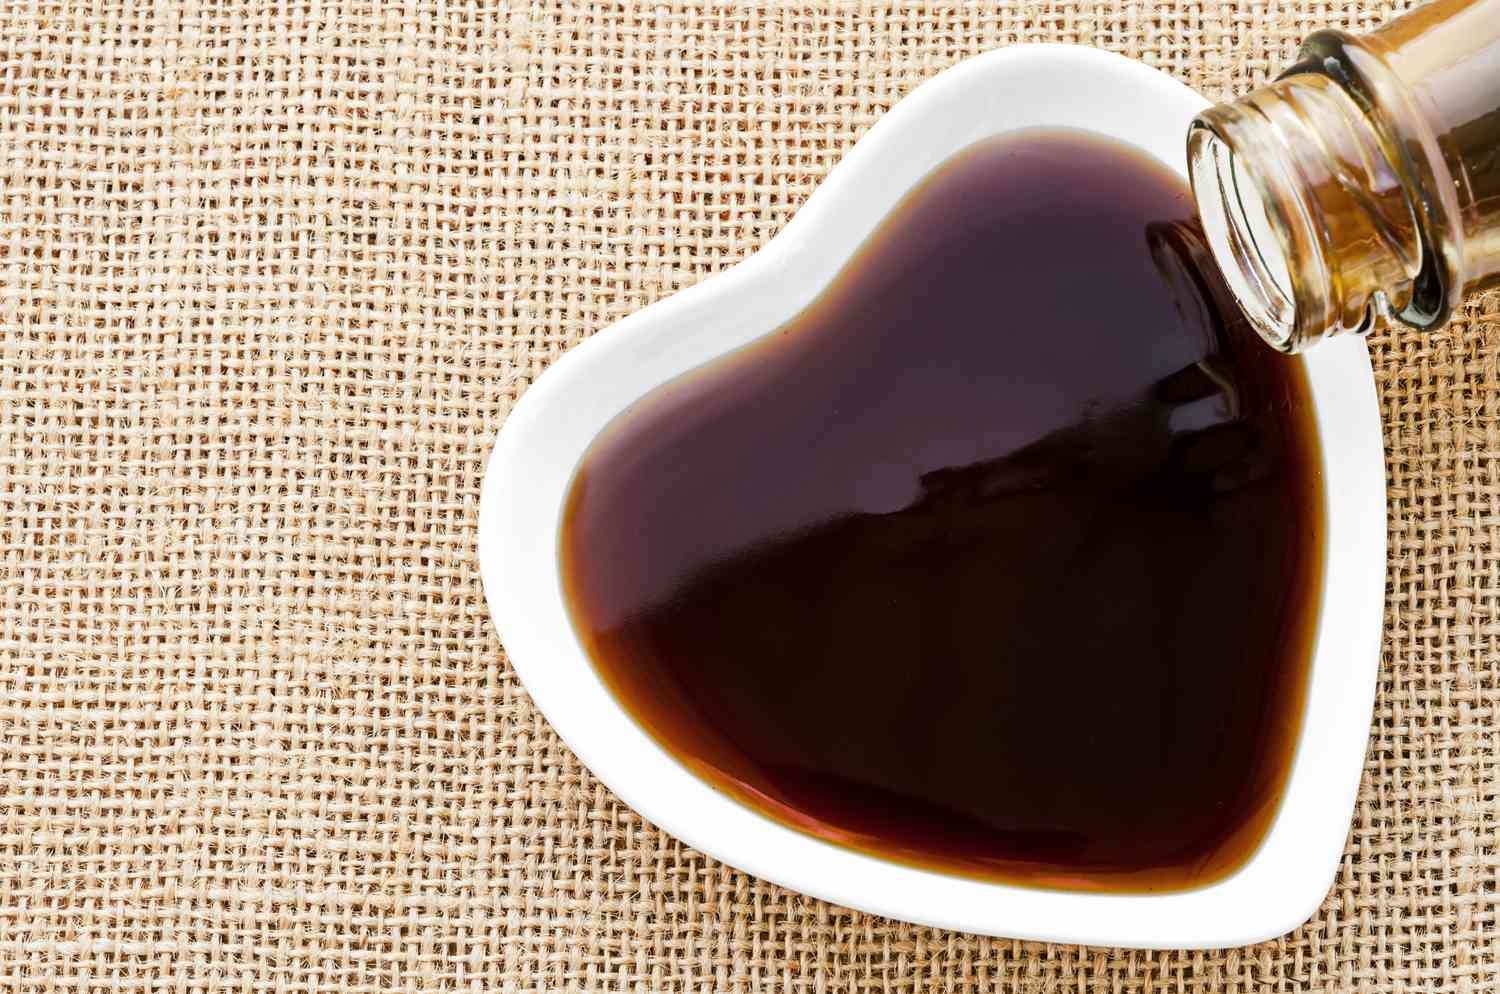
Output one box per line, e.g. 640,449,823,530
1187,123,1302,353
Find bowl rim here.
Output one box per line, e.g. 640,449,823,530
478,43,1386,949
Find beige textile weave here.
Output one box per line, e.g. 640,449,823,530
0,0,1496,990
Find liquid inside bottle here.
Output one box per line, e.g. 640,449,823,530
1189,0,1500,352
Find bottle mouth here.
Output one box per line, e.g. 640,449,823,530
1188,64,1445,354
1187,122,1302,353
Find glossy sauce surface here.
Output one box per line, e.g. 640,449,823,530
559,130,1324,892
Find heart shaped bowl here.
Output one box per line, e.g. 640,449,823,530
478,44,1386,949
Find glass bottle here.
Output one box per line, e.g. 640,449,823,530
1188,0,1500,352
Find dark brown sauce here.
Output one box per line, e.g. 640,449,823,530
559,130,1324,893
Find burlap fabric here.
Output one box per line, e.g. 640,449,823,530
0,0,1495,990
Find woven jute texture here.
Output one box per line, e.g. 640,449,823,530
0,0,1496,990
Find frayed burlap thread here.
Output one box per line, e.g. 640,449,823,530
0,0,1495,991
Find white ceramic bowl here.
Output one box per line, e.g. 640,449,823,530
479,45,1386,949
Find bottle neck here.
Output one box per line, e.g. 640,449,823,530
1188,0,1500,352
